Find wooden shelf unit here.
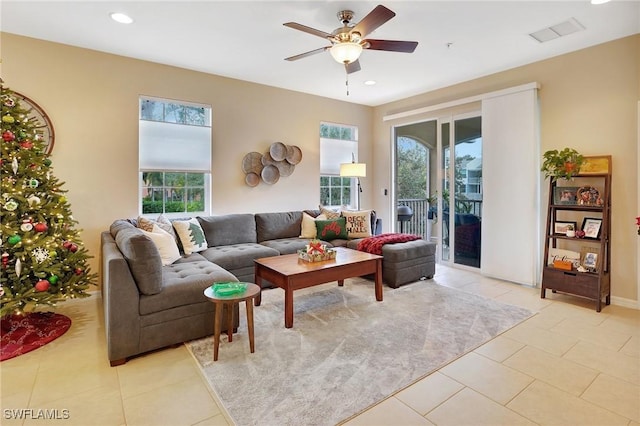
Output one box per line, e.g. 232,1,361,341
540,161,611,312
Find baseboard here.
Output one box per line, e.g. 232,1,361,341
610,295,640,310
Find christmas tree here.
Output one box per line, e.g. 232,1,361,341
1,84,96,317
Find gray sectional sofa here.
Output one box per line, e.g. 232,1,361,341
101,210,435,366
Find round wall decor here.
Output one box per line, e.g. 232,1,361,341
12,92,55,155
242,142,302,186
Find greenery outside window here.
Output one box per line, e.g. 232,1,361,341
139,97,211,216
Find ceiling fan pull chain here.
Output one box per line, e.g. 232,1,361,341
345,65,350,96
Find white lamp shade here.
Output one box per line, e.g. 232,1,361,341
329,42,363,64
340,162,366,177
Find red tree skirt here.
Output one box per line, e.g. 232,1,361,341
1,312,72,361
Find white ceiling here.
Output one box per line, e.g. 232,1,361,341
2,1,639,106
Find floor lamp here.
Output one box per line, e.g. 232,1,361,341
340,155,366,210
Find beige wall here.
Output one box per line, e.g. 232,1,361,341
3,32,638,304
373,35,640,304
1,33,374,281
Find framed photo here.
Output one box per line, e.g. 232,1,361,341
577,186,603,206
580,246,601,272
581,217,602,239
553,186,579,205
554,221,577,235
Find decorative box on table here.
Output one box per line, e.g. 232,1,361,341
298,240,336,262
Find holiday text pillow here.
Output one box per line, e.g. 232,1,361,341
299,212,327,238
342,210,373,239
140,224,181,266
318,205,342,220
315,217,348,241
173,218,208,255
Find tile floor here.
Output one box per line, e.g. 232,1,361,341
1,265,638,426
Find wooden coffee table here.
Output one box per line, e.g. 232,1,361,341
254,247,383,328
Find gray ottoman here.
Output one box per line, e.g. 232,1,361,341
381,239,436,288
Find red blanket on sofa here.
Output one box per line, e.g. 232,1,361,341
356,233,421,256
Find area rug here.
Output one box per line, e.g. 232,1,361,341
1,312,72,361
187,279,534,426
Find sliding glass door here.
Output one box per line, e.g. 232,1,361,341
439,114,482,267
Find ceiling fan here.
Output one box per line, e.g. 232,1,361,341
284,4,418,74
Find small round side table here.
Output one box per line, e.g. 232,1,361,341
204,283,261,361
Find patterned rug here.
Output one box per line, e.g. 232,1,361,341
1,312,72,361
187,279,534,426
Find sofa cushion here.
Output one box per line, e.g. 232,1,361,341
140,224,181,266
342,210,373,238
139,261,237,315
110,219,137,238
255,211,303,242
114,226,163,295
261,238,332,255
315,217,348,241
199,243,279,271
198,214,256,246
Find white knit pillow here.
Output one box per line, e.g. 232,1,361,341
140,224,181,266
299,213,327,238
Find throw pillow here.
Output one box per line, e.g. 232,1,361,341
342,210,373,238
318,205,341,220
315,217,348,241
140,224,181,266
173,218,208,255
299,212,327,238
137,214,178,242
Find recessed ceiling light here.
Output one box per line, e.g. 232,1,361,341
591,0,610,4
364,80,376,86
110,12,133,24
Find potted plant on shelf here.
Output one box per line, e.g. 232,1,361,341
541,148,584,181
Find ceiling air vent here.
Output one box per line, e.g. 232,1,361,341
529,18,585,43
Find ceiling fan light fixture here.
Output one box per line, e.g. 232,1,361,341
329,42,363,64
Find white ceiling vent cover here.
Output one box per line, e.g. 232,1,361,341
529,18,585,43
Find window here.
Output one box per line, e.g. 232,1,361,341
319,122,358,207
139,97,211,216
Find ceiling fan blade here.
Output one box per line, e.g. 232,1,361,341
285,46,330,61
346,60,361,74
283,22,333,39
350,5,395,39
365,39,418,53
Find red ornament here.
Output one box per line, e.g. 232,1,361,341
35,280,50,292
34,223,48,233
2,130,15,141
75,268,83,276
62,240,72,249
70,244,78,253
1,253,8,268
20,140,33,149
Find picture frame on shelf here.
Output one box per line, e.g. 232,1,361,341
580,246,600,272
581,217,602,239
553,186,579,205
554,221,577,236
577,186,603,206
